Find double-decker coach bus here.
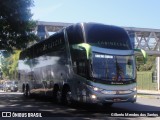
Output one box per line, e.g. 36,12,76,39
18,23,146,106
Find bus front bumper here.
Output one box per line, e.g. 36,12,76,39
87,89,137,104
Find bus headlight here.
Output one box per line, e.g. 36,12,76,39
131,87,137,91
93,87,99,91
87,85,103,92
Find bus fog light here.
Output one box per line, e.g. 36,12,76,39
91,95,97,99
134,95,136,98
87,85,102,92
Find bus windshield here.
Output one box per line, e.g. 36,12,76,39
92,52,135,81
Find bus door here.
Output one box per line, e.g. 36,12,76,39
71,47,90,101
76,59,90,102
71,48,89,78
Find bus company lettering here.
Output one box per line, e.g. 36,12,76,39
97,41,129,48
43,39,62,51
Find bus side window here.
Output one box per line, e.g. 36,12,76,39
70,47,89,78
77,60,90,79
77,60,86,77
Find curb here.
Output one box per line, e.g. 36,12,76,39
137,93,160,99
137,95,160,99
137,90,160,99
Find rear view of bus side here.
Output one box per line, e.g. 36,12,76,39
18,23,137,106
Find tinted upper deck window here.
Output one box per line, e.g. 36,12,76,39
84,23,132,50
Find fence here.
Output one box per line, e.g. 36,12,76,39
137,71,157,90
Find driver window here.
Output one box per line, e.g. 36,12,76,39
77,60,86,77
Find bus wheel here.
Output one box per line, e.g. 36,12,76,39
56,91,61,103
25,85,31,98
62,88,72,106
53,89,61,103
22,84,25,96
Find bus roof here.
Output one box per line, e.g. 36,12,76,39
67,22,132,50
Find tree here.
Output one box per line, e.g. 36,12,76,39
0,0,38,51
0,0,39,80
136,56,156,71
1,50,21,79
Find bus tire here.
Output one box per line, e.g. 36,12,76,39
25,84,31,98
53,86,61,103
62,87,72,106
22,84,26,97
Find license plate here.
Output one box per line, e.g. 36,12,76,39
113,98,121,102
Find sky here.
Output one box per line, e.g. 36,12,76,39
31,0,160,29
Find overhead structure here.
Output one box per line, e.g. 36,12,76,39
35,21,72,39
36,21,160,55
124,27,160,56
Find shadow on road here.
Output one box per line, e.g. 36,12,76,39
0,92,160,118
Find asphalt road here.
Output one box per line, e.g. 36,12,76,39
0,92,160,120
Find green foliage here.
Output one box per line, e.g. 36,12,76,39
0,0,38,51
1,50,21,79
137,71,157,90
136,56,156,71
